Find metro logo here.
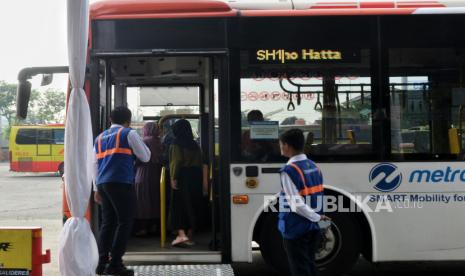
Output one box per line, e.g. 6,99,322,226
409,167,465,183
370,163,402,192
371,164,465,192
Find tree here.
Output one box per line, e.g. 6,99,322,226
0,81,66,139
0,81,18,127
35,89,66,124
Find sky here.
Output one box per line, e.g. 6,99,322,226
0,0,98,91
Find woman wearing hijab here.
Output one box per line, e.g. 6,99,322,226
169,119,205,246
134,122,162,236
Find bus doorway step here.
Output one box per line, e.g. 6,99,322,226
127,264,234,276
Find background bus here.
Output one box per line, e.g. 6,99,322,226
15,0,465,275
9,125,65,175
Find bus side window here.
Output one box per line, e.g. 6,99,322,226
16,129,37,145
37,130,53,145
53,129,65,144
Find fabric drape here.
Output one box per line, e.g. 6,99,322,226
59,1,98,275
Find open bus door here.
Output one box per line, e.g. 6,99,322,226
92,53,226,263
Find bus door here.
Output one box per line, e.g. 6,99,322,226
36,129,52,171
95,54,225,262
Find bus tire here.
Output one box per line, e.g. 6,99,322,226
259,212,361,276
317,211,361,276
58,162,64,177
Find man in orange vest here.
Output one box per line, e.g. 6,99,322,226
278,129,330,276
93,106,150,276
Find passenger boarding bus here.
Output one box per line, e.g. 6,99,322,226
9,125,65,175
15,0,465,275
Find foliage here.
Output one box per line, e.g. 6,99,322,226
0,81,66,139
34,89,66,124
0,81,18,127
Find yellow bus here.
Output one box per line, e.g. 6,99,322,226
9,125,65,175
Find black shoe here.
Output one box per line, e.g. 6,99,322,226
104,264,134,276
95,263,108,275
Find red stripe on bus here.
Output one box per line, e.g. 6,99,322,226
90,0,237,19
241,8,417,17
398,4,445,8
309,0,444,9
10,161,62,173
360,2,395,8
310,2,358,9
92,11,238,20
397,1,445,8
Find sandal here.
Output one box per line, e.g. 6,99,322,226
171,236,190,247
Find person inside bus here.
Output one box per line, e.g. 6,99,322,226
242,110,281,162
134,121,162,237
169,119,207,247
93,106,151,276
242,110,265,159
160,119,176,215
278,128,330,276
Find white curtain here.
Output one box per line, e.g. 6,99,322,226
59,1,98,275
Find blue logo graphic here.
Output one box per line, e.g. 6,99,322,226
370,163,402,192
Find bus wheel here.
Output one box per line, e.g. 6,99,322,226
316,212,361,276
58,162,64,177
259,212,361,276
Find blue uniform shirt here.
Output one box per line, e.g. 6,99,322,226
95,126,136,185
278,154,324,239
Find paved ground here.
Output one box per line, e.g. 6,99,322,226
0,163,61,276
1,162,464,275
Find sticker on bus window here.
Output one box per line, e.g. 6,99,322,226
250,121,279,140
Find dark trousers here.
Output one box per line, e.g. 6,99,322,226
97,182,135,266
283,230,321,276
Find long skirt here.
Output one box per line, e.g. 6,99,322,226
169,166,203,231
134,163,162,220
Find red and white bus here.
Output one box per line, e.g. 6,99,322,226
16,0,465,275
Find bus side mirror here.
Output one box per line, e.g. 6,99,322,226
16,66,69,120
41,74,53,86
16,80,32,120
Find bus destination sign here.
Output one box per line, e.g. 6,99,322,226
252,49,360,64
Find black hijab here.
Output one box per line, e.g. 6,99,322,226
172,119,199,150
